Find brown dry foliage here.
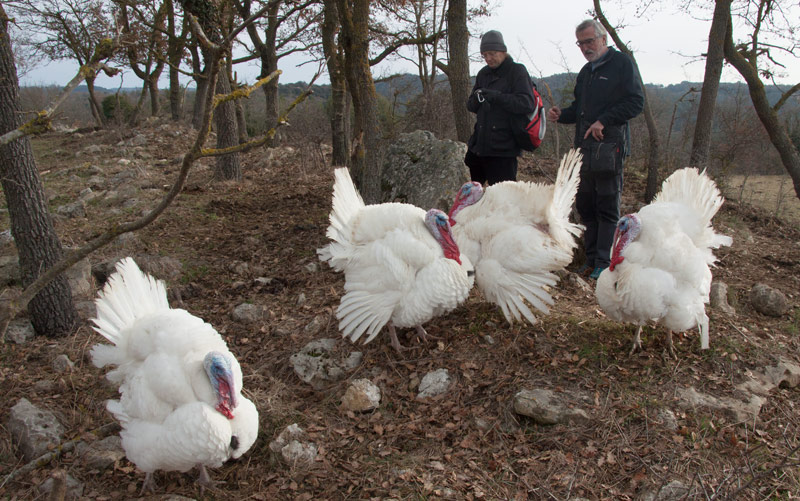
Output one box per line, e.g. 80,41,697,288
1,120,799,500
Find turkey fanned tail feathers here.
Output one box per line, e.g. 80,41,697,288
318,167,474,350
90,257,258,488
596,168,732,354
450,149,583,325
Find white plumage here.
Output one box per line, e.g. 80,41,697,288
447,149,584,324
595,168,733,357
90,258,259,492
318,167,475,351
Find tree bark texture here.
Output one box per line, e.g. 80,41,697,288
85,75,105,128
180,0,242,180
213,68,242,180
722,7,800,200
322,0,350,165
167,0,184,120
335,0,383,203
190,41,208,129
0,6,77,337
690,0,731,170
445,0,472,143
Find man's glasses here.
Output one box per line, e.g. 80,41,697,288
576,37,598,47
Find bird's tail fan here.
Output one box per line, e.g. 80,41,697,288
90,258,169,367
547,148,584,250
654,168,732,250
654,168,724,227
318,167,366,268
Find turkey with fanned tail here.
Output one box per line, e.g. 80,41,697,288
317,167,475,352
595,168,733,357
447,149,584,324
90,258,259,493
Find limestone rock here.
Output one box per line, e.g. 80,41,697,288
290,338,362,390
750,283,789,317
7,398,66,461
417,369,451,399
269,424,317,465
341,379,381,412
5,318,35,344
709,281,735,315
514,388,590,425
232,303,266,323
52,354,75,373
38,470,84,500
75,436,125,470
380,130,469,212
677,386,763,422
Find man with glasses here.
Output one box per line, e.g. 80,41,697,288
547,19,643,280
466,30,536,185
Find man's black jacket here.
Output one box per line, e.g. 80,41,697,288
558,47,644,146
467,56,535,158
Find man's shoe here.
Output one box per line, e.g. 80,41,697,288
578,264,593,276
589,266,607,280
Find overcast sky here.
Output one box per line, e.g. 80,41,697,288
18,0,800,89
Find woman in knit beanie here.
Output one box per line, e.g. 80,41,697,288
465,30,535,184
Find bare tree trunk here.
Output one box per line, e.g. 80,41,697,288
85,75,105,128
443,0,471,143
322,0,350,164
690,0,731,169
213,67,242,180
129,84,148,125
190,41,208,129
722,4,800,200
148,77,161,117
336,0,383,202
0,5,77,337
594,0,660,201
167,0,185,121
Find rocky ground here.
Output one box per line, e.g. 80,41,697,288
1,119,799,500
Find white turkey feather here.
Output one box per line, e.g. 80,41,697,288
448,149,583,324
596,168,732,355
318,167,474,350
90,257,258,490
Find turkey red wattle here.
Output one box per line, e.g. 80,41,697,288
425,209,462,264
205,352,239,420
609,214,640,271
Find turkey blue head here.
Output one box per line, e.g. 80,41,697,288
203,352,239,420
447,181,484,223
425,209,462,264
609,214,641,271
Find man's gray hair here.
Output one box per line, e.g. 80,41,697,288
576,19,607,39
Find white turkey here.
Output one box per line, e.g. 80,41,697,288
447,148,584,324
595,168,733,357
90,258,259,492
317,167,475,352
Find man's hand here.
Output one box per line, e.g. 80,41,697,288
547,106,561,122
475,88,500,103
583,120,605,141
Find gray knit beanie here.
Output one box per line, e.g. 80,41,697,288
480,30,507,53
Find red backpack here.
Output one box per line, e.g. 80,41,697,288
513,78,547,151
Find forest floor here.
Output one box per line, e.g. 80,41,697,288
1,118,800,500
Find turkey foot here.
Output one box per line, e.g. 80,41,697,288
629,326,643,356
387,323,409,352
412,325,439,344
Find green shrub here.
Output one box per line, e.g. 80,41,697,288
102,94,134,122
